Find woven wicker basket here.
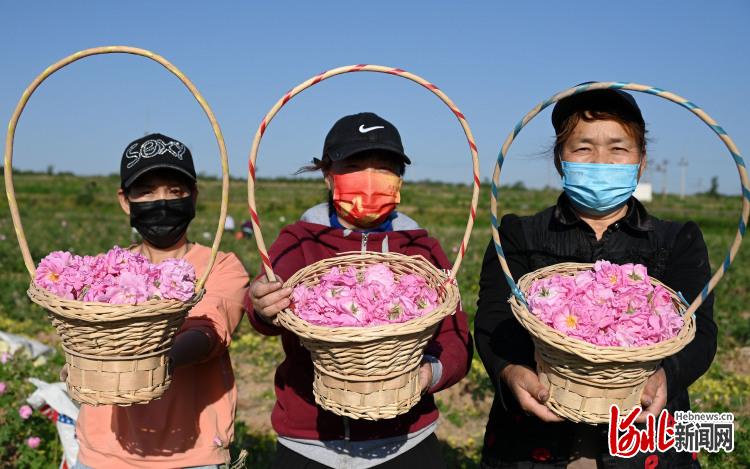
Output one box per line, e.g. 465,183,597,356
278,253,460,419
246,65,480,420
490,82,750,423
4,46,230,406
510,263,695,423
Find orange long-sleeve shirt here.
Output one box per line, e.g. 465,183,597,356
76,244,249,469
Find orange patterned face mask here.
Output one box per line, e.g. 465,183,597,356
332,170,402,228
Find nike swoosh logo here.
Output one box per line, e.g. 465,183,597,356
359,125,384,133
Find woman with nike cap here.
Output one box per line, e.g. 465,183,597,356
246,112,473,468
475,87,716,468
73,133,249,469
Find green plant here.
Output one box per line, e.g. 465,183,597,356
0,351,65,468
74,181,97,206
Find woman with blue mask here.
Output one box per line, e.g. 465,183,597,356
475,89,716,468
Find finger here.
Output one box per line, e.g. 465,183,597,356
651,394,667,416
641,377,659,408
519,372,550,403
636,406,659,423
639,393,668,423
256,288,290,309
249,277,268,297
637,392,655,423
640,394,654,410
257,287,294,309
254,284,292,304
252,280,285,298
419,363,433,392
418,370,429,391
252,275,270,287
260,274,285,284
517,392,564,422
259,297,292,317
251,273,287,291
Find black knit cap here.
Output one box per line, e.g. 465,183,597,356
120,133,196,189
551,84,645,134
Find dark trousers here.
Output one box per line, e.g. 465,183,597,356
272,433,447,469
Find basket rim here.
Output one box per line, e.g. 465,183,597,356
277,292,458,342
246,64,481,284
489,81,750,321
512,297,696,359
27,280,203,321
3,45,230,292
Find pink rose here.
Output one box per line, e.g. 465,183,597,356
573,270,596,288
19,405,32,419
26,436,41,449
293,264,437,326
35,251,76,298
292,284,313,305
530,262,681,347
36,246,196,304
593,260,624,288
621,263,649,285
156,258,196,301
105,271,152,304
585,283,615,306
551,307,580,334
364,264,395,289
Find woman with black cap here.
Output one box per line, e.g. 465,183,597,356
73,133,249,469
475,88,716,468
246,112,473,468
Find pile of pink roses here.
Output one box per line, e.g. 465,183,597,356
528,260,683,347
35,246,195,304
292,264,438,326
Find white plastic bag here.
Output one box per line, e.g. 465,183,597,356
26,378,80,469
0,331,52,360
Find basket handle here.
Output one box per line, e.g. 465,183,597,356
246,65,480,282
490,82,750,320
3,46,230,292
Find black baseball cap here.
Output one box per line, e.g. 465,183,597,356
551,84,645,134
120,133,197,189
318,112,411,164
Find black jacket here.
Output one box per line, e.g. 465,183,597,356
475,194,716,468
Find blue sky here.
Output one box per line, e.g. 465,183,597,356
2,0,749,195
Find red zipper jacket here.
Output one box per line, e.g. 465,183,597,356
246,206,472,441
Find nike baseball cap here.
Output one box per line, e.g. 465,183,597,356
319,112,412,164
120,133,197,189
551,84,644,133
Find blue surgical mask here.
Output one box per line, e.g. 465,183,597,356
561,161,639,215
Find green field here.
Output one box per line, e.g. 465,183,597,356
0,172,748,467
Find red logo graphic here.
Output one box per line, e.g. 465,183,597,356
608,405,676,458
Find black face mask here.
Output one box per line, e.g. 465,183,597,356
129,196,195,249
